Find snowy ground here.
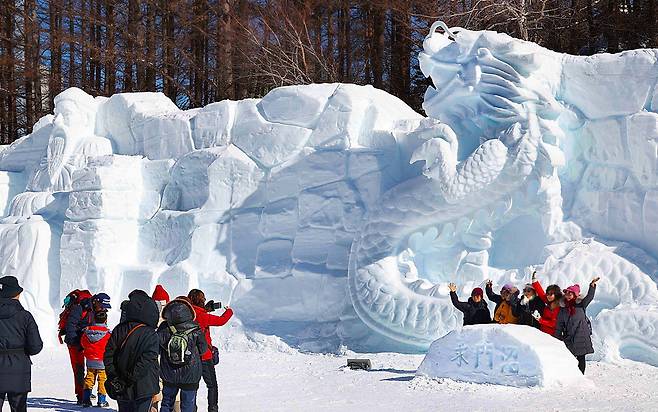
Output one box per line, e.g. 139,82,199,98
16,346,658,412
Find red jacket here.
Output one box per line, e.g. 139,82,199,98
80,324,111,369
191,305,233,361
533,281,560,336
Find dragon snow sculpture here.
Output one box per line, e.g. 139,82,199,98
348,22,658,358
0,20,657,365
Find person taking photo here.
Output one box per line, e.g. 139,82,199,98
187,289,233,412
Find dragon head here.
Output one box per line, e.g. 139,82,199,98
419,22,564,149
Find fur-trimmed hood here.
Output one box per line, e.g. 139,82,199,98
162,298,196,326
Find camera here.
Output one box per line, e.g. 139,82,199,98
205,300,222,312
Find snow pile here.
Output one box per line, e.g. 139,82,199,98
416,325,585,387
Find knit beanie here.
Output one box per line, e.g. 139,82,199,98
564,284,580,296
152,284,170,303
471,287,484,298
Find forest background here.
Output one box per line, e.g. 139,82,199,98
2,0,656,142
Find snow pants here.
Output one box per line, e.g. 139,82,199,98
0,392,28,412
84,368,107,394
67,345,85,400
201,360,219,412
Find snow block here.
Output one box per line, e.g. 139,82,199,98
0,123,53,173
307,84,422,149
231,99,312,168
192,100,236,149
561,51,658,119
97,92,178,155
259,198,298,239
66,190,161,221
416,324,585,387
162,148,225,211
0,171,27,216
258,83,338,128
626,112,658,189
132,109,196,160
60,219,141,292
255,239,294,278
205,145,265,211
72,155,143,191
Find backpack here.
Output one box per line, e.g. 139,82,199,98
166,323,198,366
57,289,93,342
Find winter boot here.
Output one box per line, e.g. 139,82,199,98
97,394,109,408
82,389,93,407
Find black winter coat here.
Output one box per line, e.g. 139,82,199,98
449,292,492,326
158,299,207,390
511,295,546,328
104,290,160,400
0,298,43,393
64,304,94,347
555,285,596,356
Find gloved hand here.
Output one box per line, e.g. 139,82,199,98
106,378,127,398
532,310,541,321
205,300,219,312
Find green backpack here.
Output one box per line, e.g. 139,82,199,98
166,323,198,366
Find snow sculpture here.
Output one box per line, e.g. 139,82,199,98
28,88,113,193
0,88,113,339
0,23,656,368
416,324,585,387
347,22,658,364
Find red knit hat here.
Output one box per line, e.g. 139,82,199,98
152,285,170,303
471,287,484,297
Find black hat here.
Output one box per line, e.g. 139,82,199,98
0,276,24,298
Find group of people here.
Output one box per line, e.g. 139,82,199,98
449,271,600,373
60,285,234,412
0,270,601,411
0,274,234,412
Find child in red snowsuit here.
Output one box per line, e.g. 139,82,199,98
80,310,111,407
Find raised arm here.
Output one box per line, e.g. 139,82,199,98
580,279,598,308
533,280,547,304
449,291,470,313
200,308,234,327
485,283,502,304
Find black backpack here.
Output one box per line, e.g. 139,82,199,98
166,323,198,366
